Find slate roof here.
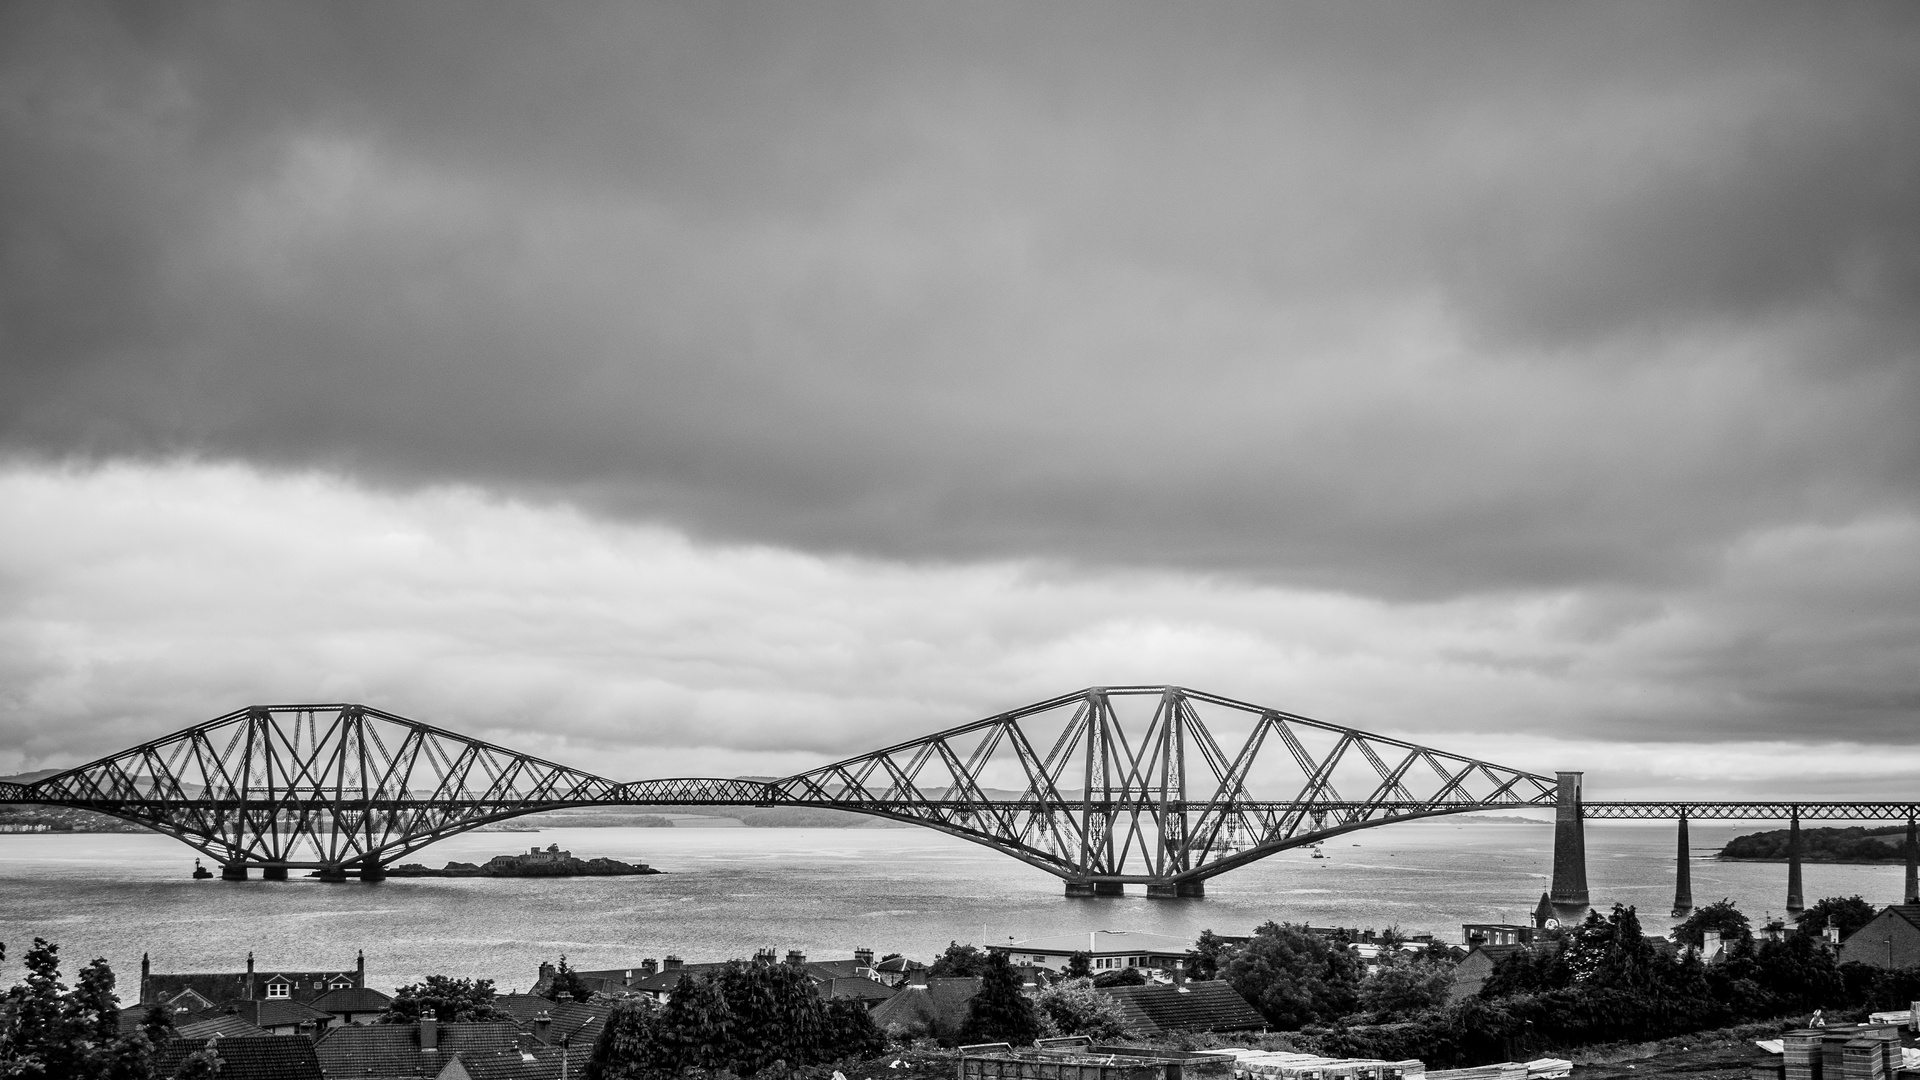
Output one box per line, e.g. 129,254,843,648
156,1036,325,1080
492,996,612,1047
438,1045,571,1080
820,977,898,1006
1097,981,1266,1035
312,987,396,1016
315,1021,525,1079
173,1015,271,1040
144,967,362,1006
194,998,336,1031
867,977,980,1036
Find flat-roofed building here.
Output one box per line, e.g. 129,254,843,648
988,930,1191,973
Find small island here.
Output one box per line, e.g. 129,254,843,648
386,843,663,877
1718,823,1914,863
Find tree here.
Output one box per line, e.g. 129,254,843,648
929,942,987,978
1358,952,1453,1020
173,1046,225,1080
586,999,664,1080
1033,977,1132,1039
0,938,158,1080
380,975,507,1023
1186,930,1235,981
714,961,832,1074
544,956,595,1004
654,974,735,1073
962,952,1040,1046
1064,952,1092,979
1798,896,1878,941
1220,922,1361,1030
1674,899,1753,948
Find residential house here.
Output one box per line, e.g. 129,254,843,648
988,931,1191,974
312,986,395,1026
870,954,929,988
1461,924,1537,947
174,1015,272,1041
155,1035,325,1080
434,1040,575,1080
182,998,335,1038
551,949,892,1005
314,1016,526,1080
493,994,615,1047
141,950,369,1008
1449,944,1525,1002
867,974,981,1040
1838,905,1920,969
1096,978,1266,1036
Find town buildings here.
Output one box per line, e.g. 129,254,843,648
989,930,1192,973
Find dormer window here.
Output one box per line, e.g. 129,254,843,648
266,982,291,999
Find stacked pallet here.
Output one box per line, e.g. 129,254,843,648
1224,1049,1424,1080
1424,1063,1527,1080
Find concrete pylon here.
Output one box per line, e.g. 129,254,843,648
1549,771,1589,924
1785,810,1805,917
1905,817,1918,905
1672,814,1693,917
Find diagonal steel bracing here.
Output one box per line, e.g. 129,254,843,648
6,687,1562,886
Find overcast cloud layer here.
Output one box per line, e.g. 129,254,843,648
1,3,1917,789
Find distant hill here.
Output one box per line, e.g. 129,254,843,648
1719,824,1913,863
0,768,65,785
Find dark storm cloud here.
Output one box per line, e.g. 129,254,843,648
2,0,1917,601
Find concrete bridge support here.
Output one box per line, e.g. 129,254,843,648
1905,818,1917,905
1064,880,1125,897
1785,811,1805,916
1672,814,1692,917
1549,771,1590,924
1146,881,1205,898
220,863,249,881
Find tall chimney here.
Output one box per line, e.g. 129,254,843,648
141,953,151,1004
246,952,255,1000
534,1011,553,1044
420,1010,439,1052
356,950,365,986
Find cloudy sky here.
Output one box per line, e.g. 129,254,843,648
2,2,1916,798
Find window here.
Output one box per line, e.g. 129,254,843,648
266,983,290,999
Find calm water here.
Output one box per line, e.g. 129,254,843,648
0,819,1909,994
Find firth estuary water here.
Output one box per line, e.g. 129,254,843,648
0,818,1907,992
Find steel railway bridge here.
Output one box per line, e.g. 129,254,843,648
3,686,1913,915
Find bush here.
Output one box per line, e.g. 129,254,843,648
1034,977,1133,1039
1220,922,1361,1030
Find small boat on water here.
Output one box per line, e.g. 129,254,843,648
191,858,212,880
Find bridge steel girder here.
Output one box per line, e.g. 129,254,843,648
4,686,1568,888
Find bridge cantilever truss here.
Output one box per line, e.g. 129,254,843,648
4,687,1562,891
